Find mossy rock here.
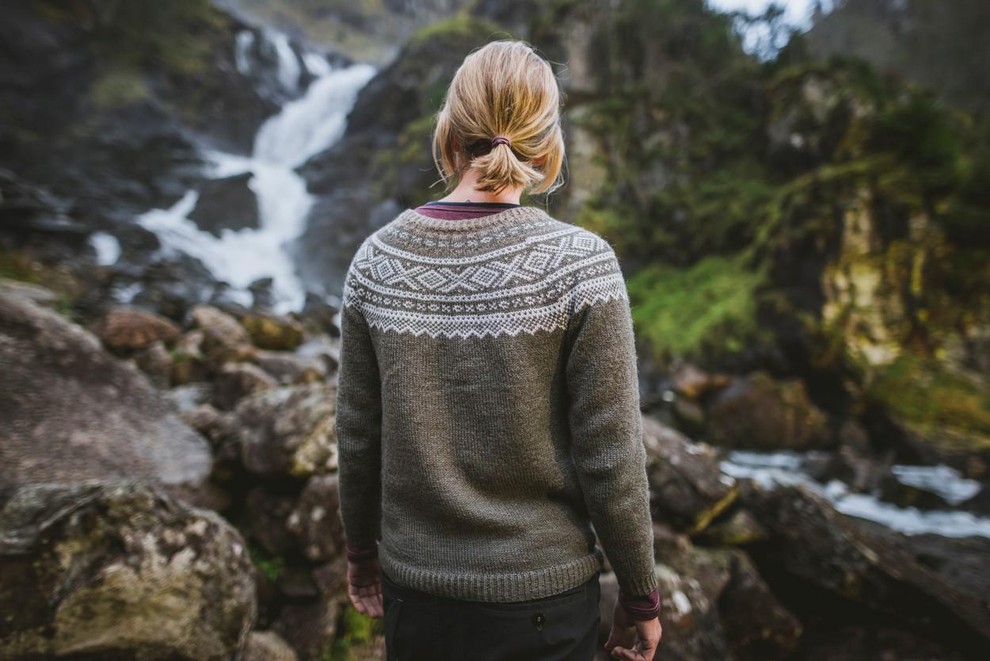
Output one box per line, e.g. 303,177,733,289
867,352,990,472
240,312,306,352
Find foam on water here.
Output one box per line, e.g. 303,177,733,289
891,464,982,505
89,231,121,266
253,63,376,167
720,451,990,538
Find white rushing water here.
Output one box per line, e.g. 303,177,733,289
720,451,990,538
89,231,121,266
135,32,375,314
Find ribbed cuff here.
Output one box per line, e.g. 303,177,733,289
618,588,661,621
345,541,379,563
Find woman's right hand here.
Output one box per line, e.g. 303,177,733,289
604,599,663,661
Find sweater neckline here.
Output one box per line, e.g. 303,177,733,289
397,205,552,233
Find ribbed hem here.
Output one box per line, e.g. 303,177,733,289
379,546,603,603
396,205,554,232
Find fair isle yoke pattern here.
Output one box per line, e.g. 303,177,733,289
342,207,629,339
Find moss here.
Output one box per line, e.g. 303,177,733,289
867,352,990,451
627,253,769,360
327,605,382,661
0,250,83,321
408,15,507,49
89,66,151,110
247,544,285,583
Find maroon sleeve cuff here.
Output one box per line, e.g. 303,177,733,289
345,541,379,563
618,588,662,621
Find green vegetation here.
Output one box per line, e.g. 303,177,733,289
627,253,769,359
867,352,990,452
550,0,990,376
247,544,286,582
327,605,381,661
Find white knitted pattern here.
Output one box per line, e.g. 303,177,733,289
343,224,630,339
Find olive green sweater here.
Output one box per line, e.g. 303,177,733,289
335,205,657,602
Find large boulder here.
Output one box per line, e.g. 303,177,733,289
0,482,257,660
94,305,182,355
287,474,345,563
744,484,990,657
188,172,261,237
0,290,211,490
236,383,338,478
706,371,833,451
642,415,738,533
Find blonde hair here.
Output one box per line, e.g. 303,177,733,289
432,40,565,195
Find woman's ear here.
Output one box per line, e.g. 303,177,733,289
533,154,547,167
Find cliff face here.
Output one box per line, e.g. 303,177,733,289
807,0,990,113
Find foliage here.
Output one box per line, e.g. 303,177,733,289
247,544,285,582
866,352,990,451
558,0,990,371
327,605,381,661
627,253,769,360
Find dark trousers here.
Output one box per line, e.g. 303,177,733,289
381,571,601,661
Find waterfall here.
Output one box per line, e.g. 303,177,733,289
134,33,376,315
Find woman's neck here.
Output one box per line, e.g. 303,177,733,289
439,168,524,205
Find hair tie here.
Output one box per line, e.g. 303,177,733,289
491,136,511,148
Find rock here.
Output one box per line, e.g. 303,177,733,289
0,482,256,661
0,290,211,489
718,552,803,660
237,383,338,478
94,305,181,354
244,630,299,661
241,311,306,351
696,508,769,546
296,335,340,377
188,172,260,237
213,362,279,411
706,371,833,451
641,416,738,533
0,277,59,307
256,349,326,385
168,382,214,414
744,484,990,656
190,304,254,365
312,558,348,598
243,487,297,558
300,292,341,337
171,329,212,384
273,599,340,661
287,475,345,563
181,404,241,465
671,363,731,400
249,277,276,310
133,338,173,388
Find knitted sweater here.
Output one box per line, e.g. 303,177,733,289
335,204,657,602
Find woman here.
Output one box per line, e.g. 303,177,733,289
335,40,662,661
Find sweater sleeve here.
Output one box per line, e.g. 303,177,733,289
564,250,657,598
335,260,383,550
